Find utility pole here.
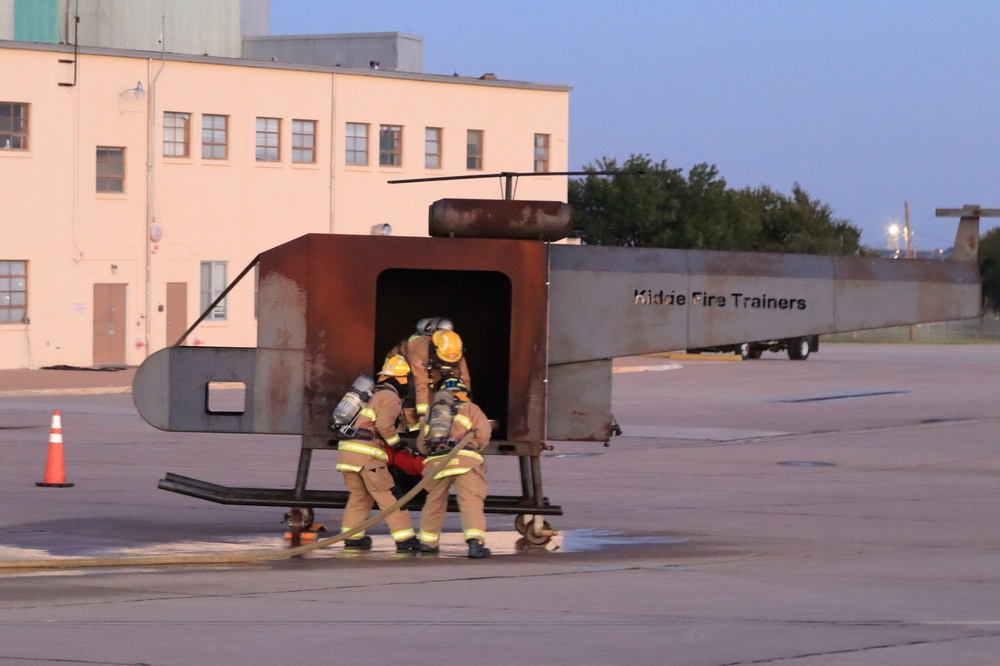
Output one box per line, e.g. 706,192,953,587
905,201,915,340
904,201,913,259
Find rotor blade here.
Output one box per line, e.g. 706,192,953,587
388,170,642,185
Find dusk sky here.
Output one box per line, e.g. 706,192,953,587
271,1,1000,250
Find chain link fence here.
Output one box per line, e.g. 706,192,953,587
824,315,1000,343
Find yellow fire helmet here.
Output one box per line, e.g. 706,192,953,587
432,329,464,364
379,354,411,379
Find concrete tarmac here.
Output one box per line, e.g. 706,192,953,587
0,344,998,665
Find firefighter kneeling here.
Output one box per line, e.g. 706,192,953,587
416,378,493,558
333,355,422,552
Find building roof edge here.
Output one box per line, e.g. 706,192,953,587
0,40,573,92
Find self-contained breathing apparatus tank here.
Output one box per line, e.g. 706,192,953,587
425,389,457,454
329,374,375,439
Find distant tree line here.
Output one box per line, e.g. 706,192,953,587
568,153,1000,314
568,155,861,255
979,228,1000,313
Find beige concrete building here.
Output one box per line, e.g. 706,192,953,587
0,41,570,369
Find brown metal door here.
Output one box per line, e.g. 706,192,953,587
93,283,127,366
166,282,187,346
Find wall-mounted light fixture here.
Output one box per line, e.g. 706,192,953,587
120,81,146,101
370,223,392,236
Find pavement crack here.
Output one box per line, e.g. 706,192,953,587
717,630,1000,665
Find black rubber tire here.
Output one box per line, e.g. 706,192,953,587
514,514,529,535
523,521,554,546
788,337,811,360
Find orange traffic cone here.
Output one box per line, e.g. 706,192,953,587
36,409,74,488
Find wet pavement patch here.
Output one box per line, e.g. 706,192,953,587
559,529,689,552
0,528,693,570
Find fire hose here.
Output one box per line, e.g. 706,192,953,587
0,434,473,571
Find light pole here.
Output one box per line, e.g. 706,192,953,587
904,201,914,340
887,224,900,256
903,201,913,259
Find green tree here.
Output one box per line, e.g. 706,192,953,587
569,154,860,255
569,155,686,247
736,183,860,254
979,227,1000,312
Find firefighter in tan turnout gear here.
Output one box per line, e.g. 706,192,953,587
404,321,472,430
416,378,493,558
385,317,436,430
335,355,422,552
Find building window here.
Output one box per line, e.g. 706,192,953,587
425,127,442,169
255,117,280,162
202,114,228,160
467,130,484,170
163,112,190,157
200,261,227,320
0,102,29,150
292,119,317,164
534,134,550,173
379,125,402,167
96,147,125,192
345,122,368,165
0,260,27,324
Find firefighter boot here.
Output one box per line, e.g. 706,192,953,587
395,536,422,552
343,535,372,550
466,538,491,559
420,542,440,554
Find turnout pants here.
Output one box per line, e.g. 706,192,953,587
341,458,415,542
418,460,488,546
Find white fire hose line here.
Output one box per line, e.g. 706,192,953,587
0,434,474,572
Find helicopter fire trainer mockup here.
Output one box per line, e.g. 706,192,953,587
132,184,987,545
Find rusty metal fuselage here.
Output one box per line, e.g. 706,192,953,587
263,233,550,455
136,233,550,455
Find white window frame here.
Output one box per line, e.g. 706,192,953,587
534,133,550,173
0,260,27,324
345,122,368,165
467,129,484,170
96,146,125,192
163,112,191,157
379,124,402,167
255,117,280,162
202,114,228,160
200,261,228,320
292,119,317,164
0,102,29,150
425,127,442,169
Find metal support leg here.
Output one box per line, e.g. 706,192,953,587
518,455,533,503
529,455,544,509
293,448,313,500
